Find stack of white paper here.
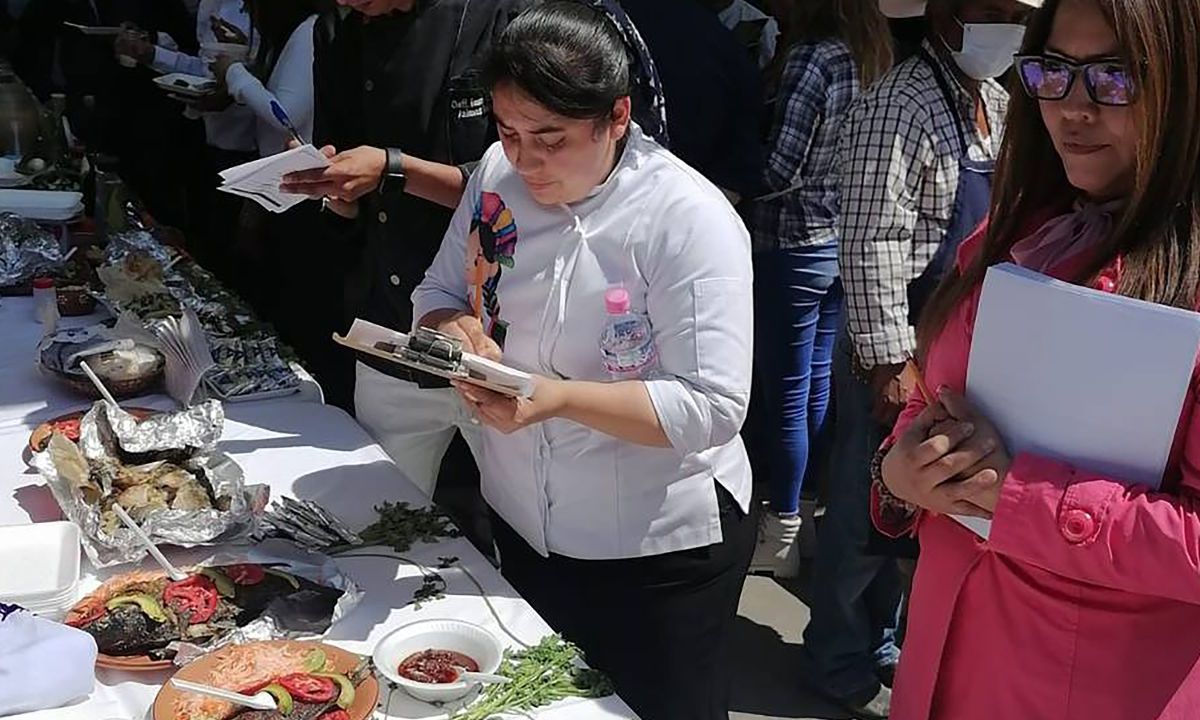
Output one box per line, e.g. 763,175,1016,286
148,309,215,406
960,263,1200,537
217,144,328,213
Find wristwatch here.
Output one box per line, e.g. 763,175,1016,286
378,147,407,195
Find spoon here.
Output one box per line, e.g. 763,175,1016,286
78,360,119,411
170,679,278,711
111,502,189,582
452,668,510,686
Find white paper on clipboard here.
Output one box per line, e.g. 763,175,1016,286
333,318,534,398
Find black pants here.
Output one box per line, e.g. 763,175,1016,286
492,483,756,720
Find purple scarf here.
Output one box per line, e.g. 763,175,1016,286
1010,199,1124,273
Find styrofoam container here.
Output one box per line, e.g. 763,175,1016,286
0,521,81,601
373,620,504,703
0,189,84,221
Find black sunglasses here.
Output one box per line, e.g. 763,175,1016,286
1014,55,1135,107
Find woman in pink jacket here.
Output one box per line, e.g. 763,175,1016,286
875,0,1200,718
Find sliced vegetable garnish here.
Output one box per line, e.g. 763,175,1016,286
314,672,356,709
304,647,328,673
318,710,350,720
264,567,301,590
197,567,236,597
105,593,168,623
65,596,106,627
261,683,295,716
277,673,337,704
163,575,219,623
223,563,266,585
49,418,82,442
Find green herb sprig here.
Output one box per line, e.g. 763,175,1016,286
334,501,461,554
452,635,614,720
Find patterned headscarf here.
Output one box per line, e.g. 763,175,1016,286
585,0,670,148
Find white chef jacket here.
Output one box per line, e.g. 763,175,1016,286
225,15,317,156
151,0,256,153
412,125,754,560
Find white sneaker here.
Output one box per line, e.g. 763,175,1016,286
748,509,803,578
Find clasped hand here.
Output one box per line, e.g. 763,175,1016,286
881,388,1011,519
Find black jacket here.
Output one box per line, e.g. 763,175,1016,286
312,0,528,382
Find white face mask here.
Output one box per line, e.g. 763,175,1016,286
947,20,1026,80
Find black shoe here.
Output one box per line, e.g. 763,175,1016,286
836,682,892,720
877,662,899,689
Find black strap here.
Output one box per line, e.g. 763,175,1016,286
916,48,970,155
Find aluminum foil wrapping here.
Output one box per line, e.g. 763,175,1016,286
0,212,63,286
169,540,364,666
101,229,175,267
32,400,268,567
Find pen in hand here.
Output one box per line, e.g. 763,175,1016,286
270,100,305,147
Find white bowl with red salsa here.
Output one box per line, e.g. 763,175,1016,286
372,619,503,703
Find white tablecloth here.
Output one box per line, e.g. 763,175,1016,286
0,296,322,432
0,302,636,719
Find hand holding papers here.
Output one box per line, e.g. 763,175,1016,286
954,264,1200,536
217,144,329,213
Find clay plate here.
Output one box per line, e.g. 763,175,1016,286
97,652,175,672
28,406,157,453
152,641,380,720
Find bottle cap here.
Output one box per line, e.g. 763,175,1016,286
32,276,54,290
604,287,630,315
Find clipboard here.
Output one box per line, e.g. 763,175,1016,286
63,22,122,35
333,319,534,398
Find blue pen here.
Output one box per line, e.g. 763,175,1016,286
270,100,305,146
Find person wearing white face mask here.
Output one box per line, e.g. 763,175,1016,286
801,0,1038,718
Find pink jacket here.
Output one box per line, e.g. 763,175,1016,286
877,223,1200,720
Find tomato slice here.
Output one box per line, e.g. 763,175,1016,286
51,418,82,442
162,575,219,624
65,596,106,628
223,563,265,585
319,710,350,720
277,674,337,703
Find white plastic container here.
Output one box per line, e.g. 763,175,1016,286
0,521,81,615
373,619,504,704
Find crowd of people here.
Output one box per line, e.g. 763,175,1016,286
5,0,1200,718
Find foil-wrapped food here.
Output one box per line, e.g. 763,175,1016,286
0,212,63,288
65,546,361,666
33,401,267,567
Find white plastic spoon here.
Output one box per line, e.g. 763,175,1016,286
170,679,278,711
111,502,189,582
453,669,510,686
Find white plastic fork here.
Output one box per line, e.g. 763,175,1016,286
170,679,278,711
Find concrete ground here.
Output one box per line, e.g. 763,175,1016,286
729,570,853,720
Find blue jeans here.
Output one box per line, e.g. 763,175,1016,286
753,244,843,516
803,336,903,697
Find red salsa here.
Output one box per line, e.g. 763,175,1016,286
397,649,479,684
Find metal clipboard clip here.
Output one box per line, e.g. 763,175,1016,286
373,327,466,376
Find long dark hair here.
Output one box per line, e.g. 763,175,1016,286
918,0,1200,352
484,1,666,143
244,0,332,80
788,0,893,87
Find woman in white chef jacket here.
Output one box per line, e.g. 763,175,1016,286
411,3,755,719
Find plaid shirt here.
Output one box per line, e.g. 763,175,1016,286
838,40,1008,369
752,39,858,251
